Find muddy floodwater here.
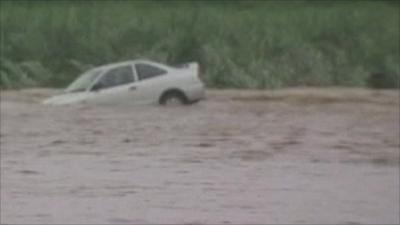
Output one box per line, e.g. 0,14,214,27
1,88,399,224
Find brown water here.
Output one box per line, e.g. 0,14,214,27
1,88,399,224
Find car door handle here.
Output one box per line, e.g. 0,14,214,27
129,86,137,91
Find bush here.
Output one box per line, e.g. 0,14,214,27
0,1,399,89
367,73,399,89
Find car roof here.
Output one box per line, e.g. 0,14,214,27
93,59,166,71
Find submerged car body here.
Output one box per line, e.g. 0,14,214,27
43,60,205,106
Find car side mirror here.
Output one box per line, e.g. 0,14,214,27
91,83,103,92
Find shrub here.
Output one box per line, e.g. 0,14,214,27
0,1,399,89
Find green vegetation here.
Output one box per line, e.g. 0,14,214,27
1,0,399,89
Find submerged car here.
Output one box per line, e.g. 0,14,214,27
43,60,205,106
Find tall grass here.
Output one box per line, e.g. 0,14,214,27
1,0,399,89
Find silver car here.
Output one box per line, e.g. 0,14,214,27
43,60,205,106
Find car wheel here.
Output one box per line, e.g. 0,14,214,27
160,92,187,106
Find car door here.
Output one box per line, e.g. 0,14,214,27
88,64,137,105
133,62,169,104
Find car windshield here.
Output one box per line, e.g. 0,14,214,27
65,69,102,93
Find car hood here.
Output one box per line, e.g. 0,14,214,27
42,92,90,105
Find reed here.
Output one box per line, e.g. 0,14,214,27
1,0,398,89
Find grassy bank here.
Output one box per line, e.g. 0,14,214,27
1,0,399,89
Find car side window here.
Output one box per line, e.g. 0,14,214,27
95,65,134,90
136,63,166,81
